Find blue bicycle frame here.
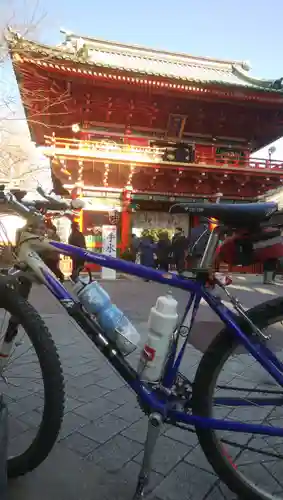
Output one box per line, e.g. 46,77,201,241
37,240,283,439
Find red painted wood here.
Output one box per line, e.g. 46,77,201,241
121,189,132,252
195,144,215,161
16,59,283,151
229,263,263,275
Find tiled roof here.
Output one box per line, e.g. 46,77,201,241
6,29,283,92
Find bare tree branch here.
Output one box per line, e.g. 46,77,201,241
0,1,68,189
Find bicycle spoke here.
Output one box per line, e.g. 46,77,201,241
211,320,283,496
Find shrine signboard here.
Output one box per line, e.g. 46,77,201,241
101,225,117,280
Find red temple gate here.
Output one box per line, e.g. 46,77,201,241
7,29,283,272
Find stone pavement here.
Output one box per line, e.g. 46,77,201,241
5,275,283,500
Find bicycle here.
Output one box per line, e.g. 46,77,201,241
1,186,283,499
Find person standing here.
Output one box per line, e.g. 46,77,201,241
130,233,140,263
139,233,156,281
263,258,279,284
156,232,171,272
44,224,65,283
262,227,283,284
68,221,86,281
171,227,187,275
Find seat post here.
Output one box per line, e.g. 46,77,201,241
199,225,221,269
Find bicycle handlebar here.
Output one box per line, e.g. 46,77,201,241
0,185,84,222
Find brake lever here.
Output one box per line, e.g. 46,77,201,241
36,186,71,210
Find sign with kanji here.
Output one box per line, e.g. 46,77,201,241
101,225,117,280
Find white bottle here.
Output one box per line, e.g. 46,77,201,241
138,292,178,382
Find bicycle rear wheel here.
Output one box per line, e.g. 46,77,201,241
192,297,283,499
0,284,64,478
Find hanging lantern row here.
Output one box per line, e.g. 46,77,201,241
103,162,110,187
127,163,135,186
78,160,83,182
59,158,72,179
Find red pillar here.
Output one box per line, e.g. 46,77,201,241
121,187,132,252
191,216,199,228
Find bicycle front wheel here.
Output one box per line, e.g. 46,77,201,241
192,297,283,500
0,284,65,478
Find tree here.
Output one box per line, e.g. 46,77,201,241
0,1,68,191
0,1,47,188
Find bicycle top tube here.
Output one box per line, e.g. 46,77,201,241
50,240,201,293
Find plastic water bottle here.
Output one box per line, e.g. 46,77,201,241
73,279,140,355
73,278,111,314
138,292,178,382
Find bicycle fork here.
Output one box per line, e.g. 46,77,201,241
133,412,163,499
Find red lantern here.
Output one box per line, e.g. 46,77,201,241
108,210,120,225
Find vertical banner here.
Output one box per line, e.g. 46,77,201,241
101,225,117,280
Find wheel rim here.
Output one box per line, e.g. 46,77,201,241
207,314,283,499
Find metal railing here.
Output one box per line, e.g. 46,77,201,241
43,136,283,172
196,154,283,172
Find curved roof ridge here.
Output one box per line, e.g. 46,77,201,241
60,29,250,70
6,27,250,72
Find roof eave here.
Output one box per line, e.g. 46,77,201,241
10,56,283,97
7,31,283,95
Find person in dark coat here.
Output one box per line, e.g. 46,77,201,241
44,224,65,283
156,232,171,272
130,233,140,263
139,234,156,269
171,227,187,274
68,221,86,281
